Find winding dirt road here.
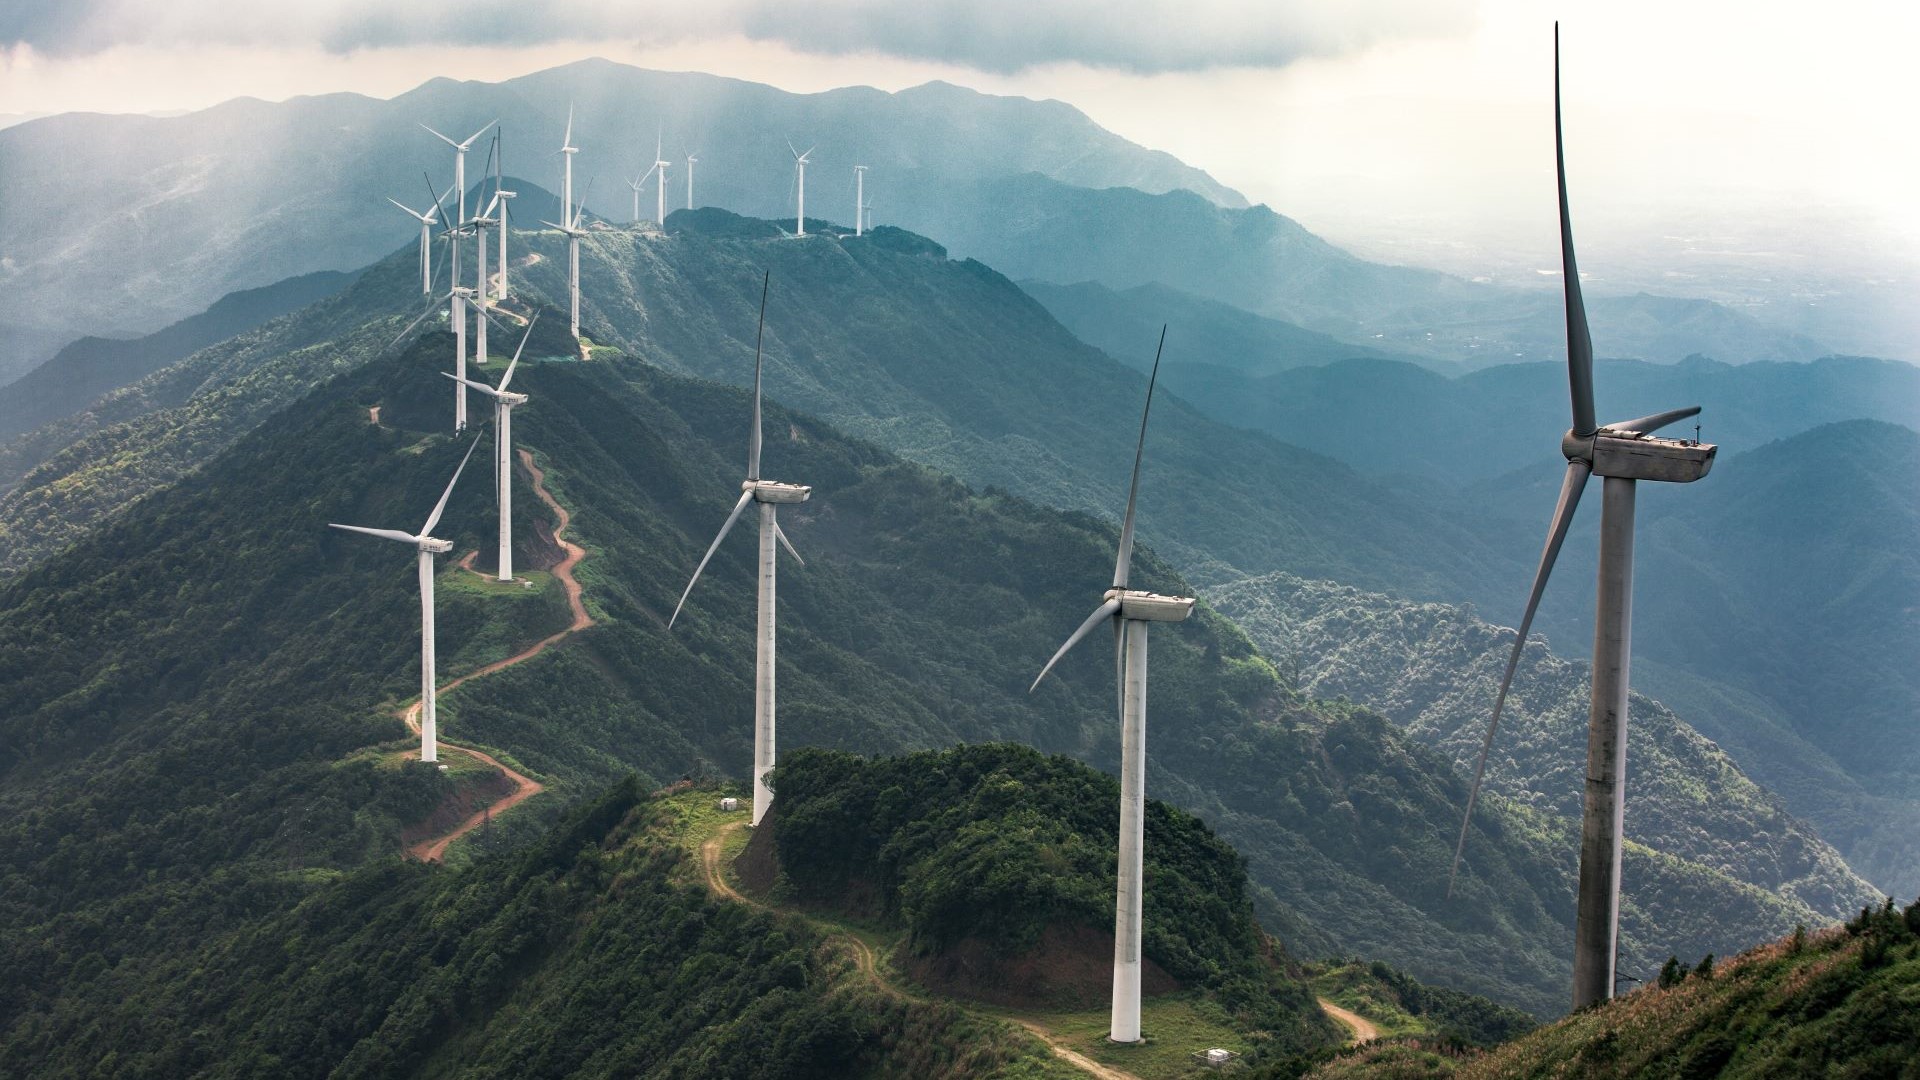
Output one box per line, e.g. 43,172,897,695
1318,998,1380,1044
401,447,592,862
696,820,1136,1079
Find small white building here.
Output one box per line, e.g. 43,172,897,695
719,797,740,811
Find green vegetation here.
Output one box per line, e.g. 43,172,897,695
1307,960,1536,1046
1,779,1078,1079
768,743,1338,1062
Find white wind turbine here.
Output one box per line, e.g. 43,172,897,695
1445,26,1716,1012
447,314,539,582
685,152,699,209
329,436,481,765
1030,329,1192,1046
787,141,814,236
540,177,593,338
386,175,444,294
421,118,496,235
669,274,809,826
853,165,867,237
470,139,499,365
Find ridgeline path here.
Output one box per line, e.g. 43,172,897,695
697,819,1139,1080
1318,998,1380,1044
401,447,591,862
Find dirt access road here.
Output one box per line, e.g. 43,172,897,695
697,820,1139,1080
1318,998,1381,1044
402,447,591,861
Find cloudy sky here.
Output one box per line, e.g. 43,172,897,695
3,0,1913,282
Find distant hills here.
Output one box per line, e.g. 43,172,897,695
0,59,1237,380
0,282,1861,1026
892,172,1830,369
0,57,1836,388
0,269,358,443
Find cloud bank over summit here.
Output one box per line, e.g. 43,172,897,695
0,0,1472,73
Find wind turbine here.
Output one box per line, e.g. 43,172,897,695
685,152,698,209
1029,329,1192,1045
1445,25,1716,1013
447,314,539,582
470,138,500,364
787,141,814,236
669,274,809,827
853,165,867,237
386,176,442,294
627,170,648,224
329,435,481,765
540,177,593,338
421,118,496,233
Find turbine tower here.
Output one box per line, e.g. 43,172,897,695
655,152,671,225
449,285,475,430
448,314,539,582
853,165,867,237
669,274,809,826
421,118,496,233
558,106,578,230
540,177,593,338
788,141,814,236
686,153,698,209
1446,25,1716,1013
1030,329,1192,1045
492,132,514,301
328,436,480,764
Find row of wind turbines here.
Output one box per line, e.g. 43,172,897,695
337,31,1715,1048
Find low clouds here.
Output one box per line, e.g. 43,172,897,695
0,0,1473,73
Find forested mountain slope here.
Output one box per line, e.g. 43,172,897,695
0,324,1853,1028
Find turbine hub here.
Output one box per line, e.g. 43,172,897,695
1561,429,1596,463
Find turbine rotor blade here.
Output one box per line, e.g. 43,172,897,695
774,521,803,566
420,435,483,537
1114,325,1167,590
562,104,573,150
443,371,506,399
328,523,421,546
749,272,769,480
1030,597,1123,692
463,118,498,148
668,489,758,628
1445,458,1592,898
1609,405,1701,436
500,311,539,391
421,123,459,148
1555,23,1597,438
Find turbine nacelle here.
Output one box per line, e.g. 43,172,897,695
1561,426,1716,483
746,479,811,504
1109,588,1195,623
418,535,455,554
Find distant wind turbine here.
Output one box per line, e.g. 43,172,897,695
787,141,813,236
540,177,594,338
853,165,867,236
492,131,514,300
685,152,699,209
386,173,446,294
1445,24,1716,1014
669,274,809,826
328,435,481,764
1029,328,1192,1046
447,314,539,582
421,118,496,233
